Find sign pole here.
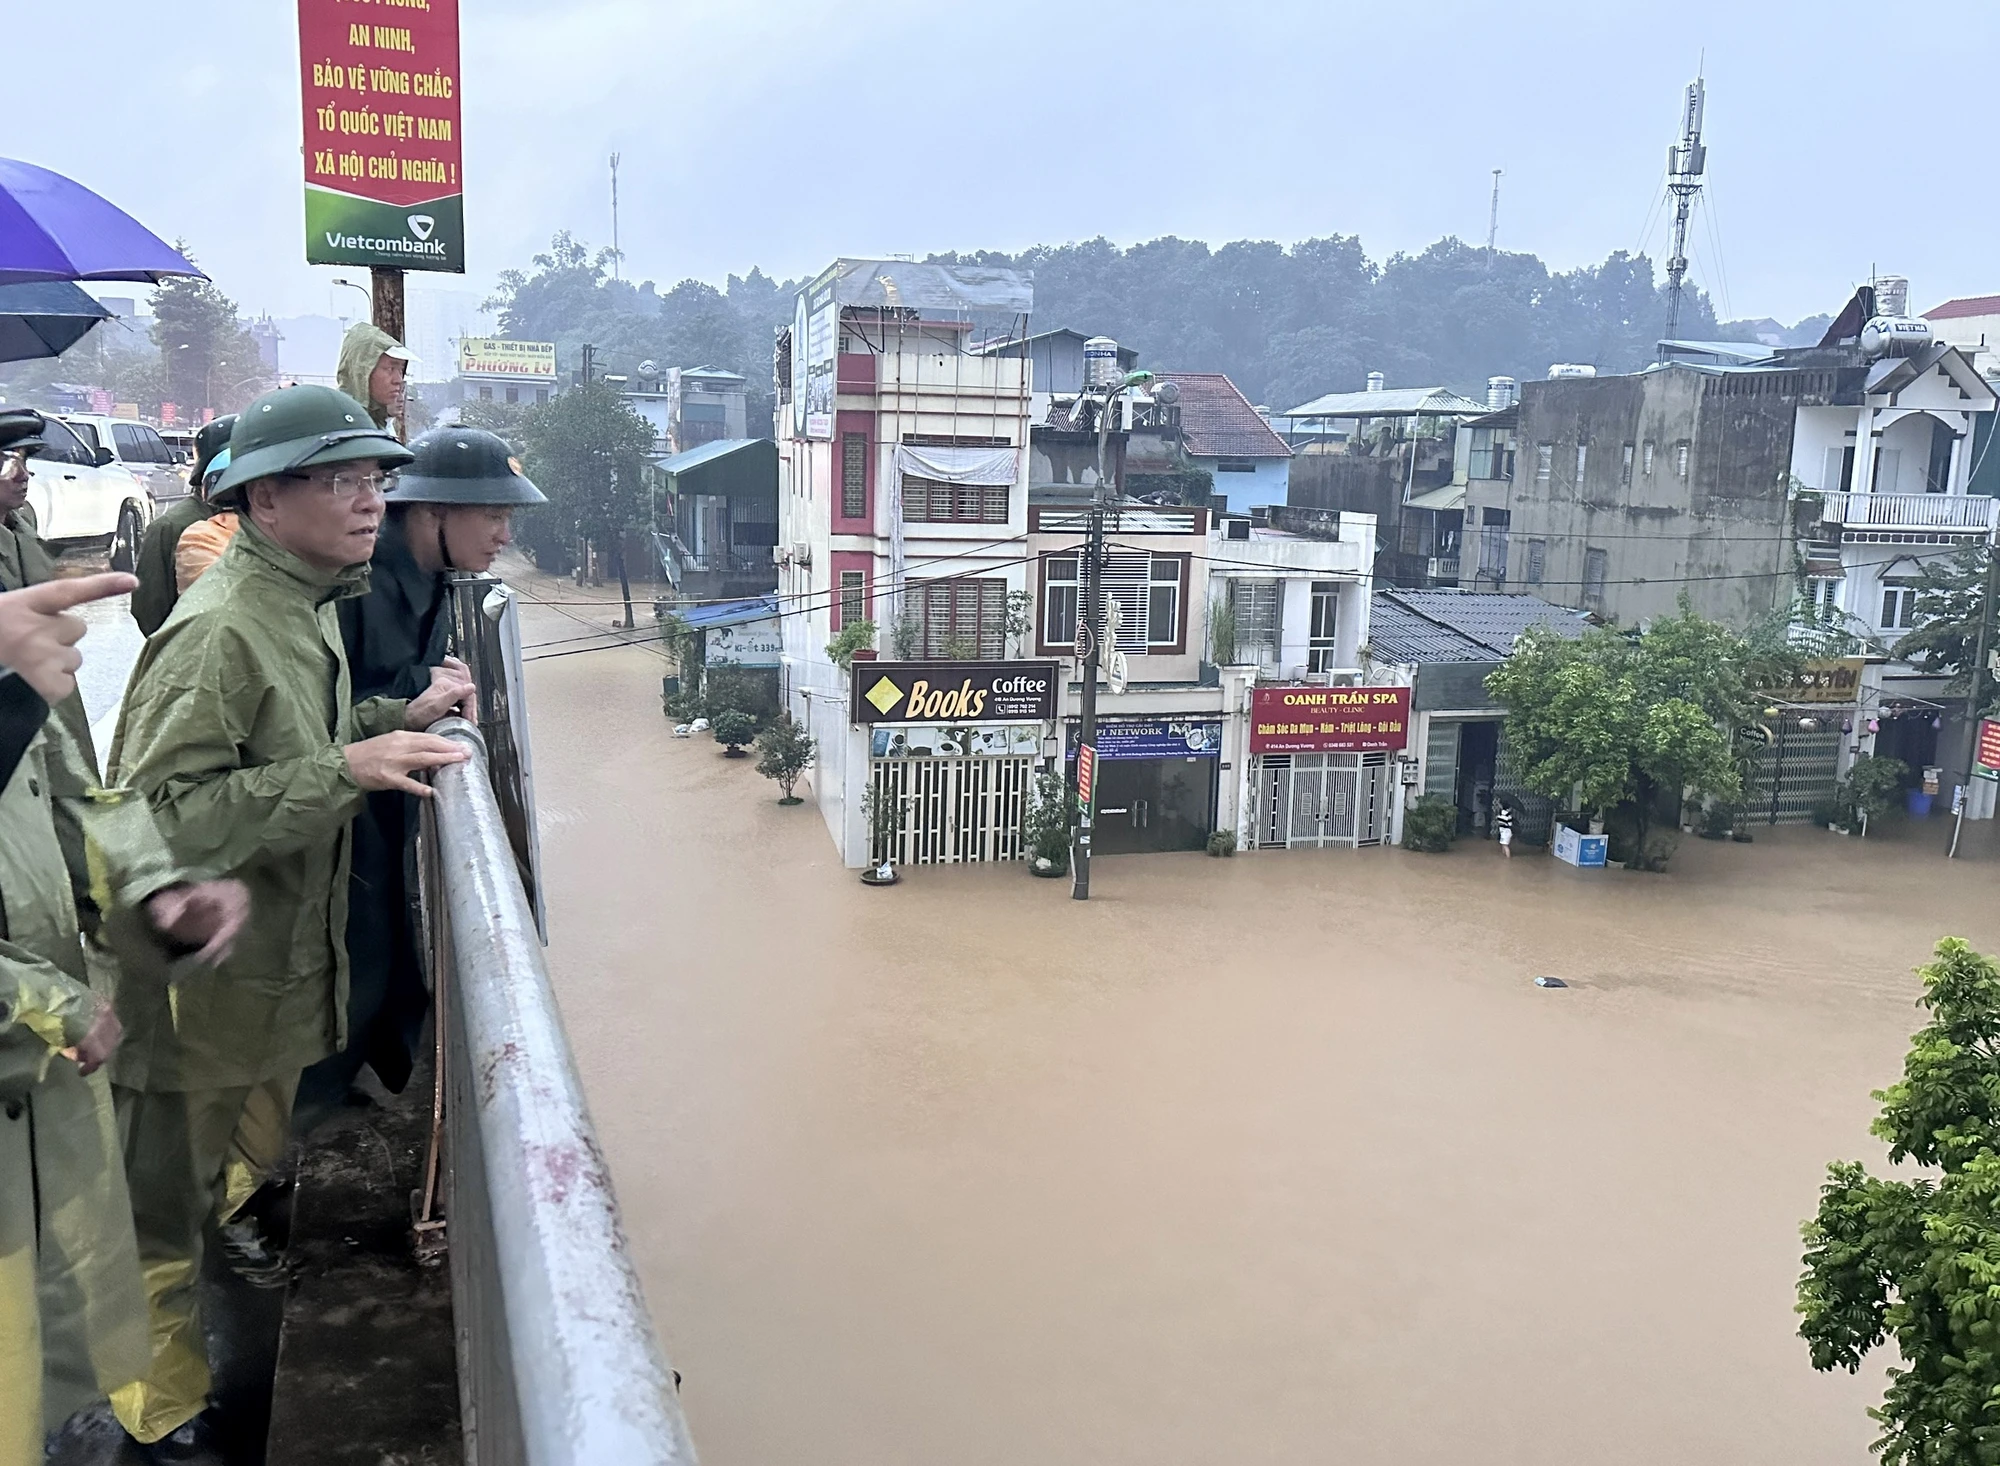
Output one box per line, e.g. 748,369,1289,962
372,265,406,439
1949,537,1998,858
1071,478,1106,900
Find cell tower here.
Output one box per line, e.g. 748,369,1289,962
1487,169,1502,256
1662,76,1707,340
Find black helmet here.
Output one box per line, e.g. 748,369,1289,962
186,413,237,492
211,384,411,506
0,407,48,455
384,427,547,506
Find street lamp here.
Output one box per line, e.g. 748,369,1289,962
332,277,372,318
1071,369,1181,901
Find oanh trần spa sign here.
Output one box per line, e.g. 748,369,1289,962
1250,685,1411,754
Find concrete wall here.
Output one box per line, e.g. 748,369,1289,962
1474,367,1798,629
1202,456,1289,515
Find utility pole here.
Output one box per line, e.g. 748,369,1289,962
1486,169,1502,259
370,265,407,440
609,152,622,282
1948,534,1999,858
580,342,595,386
1663,75,1708,342
1072,472,1107,900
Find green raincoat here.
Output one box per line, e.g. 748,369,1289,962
129,495,213,639
106,517,409,1092
1,712,185,1446
336,322,403,431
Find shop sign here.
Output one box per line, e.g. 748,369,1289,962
707,617,781,667
458,338,556,378
1076,744,1096,804
1788,658,1865,704
869,725,1039,758
851,660,1058,726
1978,719,2000,773
299,0,465,272
1250,686,1411,754
1065,718,1221,760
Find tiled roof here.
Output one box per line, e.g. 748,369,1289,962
1369,589,1591,664
1922,294,2000,321
1155,372,1291,459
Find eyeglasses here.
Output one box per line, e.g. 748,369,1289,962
1,448,32,476
283,467,389,500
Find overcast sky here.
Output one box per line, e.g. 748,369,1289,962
22,0,1998,327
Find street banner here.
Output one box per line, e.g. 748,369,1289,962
1076,743,1096,805
1978,718,2000,773
1250,685,1411,754
299,0,465,272
1066,718,1221,761
458,338,555,378
851,660,1058,726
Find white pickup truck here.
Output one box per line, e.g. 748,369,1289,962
25,415,161,571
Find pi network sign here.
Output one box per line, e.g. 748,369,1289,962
1250,685,1411,754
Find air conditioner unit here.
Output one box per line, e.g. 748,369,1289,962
1224,517,1251,540
772,545,790,566
792,542,813,567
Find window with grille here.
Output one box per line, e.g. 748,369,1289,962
1308,581,1339,672
1674,443,1690,480
1582,547,1608,606
1525,538,1546,585
1479,523,1509,582
1642,439,1655,476
914,576,1006,658
841,433,868,519
1575,442,1589,481
901,476,1009,523
1535,443,1553,485
1807,578,1840,621
1880,580,1919,631
1228,578,1281,665
1468,427,1513,480
1099,551,1184,651
836,570,866,631
1620,444,1634,487
1042,556,1079,648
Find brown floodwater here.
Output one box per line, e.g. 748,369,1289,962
520,592,2000,1466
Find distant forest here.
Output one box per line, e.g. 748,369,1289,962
485,231,1831,436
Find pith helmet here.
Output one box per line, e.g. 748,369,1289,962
210,385,412,506
0,408,48,455
384,427,547,506
186,413,236,493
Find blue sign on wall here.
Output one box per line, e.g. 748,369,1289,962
1066,718,1222,761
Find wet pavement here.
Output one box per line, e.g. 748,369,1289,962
519,584,2000,1466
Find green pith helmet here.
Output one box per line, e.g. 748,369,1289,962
186,413,237,493
0,407,48,455
209,385,412,506
383,426,547,506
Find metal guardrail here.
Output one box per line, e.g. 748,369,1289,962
427,716,697,1466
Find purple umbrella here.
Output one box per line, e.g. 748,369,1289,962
0,158,204,285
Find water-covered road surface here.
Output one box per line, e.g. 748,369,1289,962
522,585,1994,1466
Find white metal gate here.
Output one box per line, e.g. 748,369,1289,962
870,756,1033,865
1259,752,1388,849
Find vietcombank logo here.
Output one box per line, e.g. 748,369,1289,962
321,231,449,258
304,187,463,272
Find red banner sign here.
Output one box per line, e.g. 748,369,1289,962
1076,743,1096,805
1250,685,1412,754
1979,719,2000,773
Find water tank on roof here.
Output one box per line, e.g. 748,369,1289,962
1486,376,1518,410
1083,337,1121,389
1861,315,1932,358
1874,275,1910,318
1366,371,1385,392
1547,363,1597,379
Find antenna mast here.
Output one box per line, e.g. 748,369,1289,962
1663,76,1707,340
609,152,622,281
1487,169,1502,256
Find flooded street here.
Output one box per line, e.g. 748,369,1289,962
520,586,1995,1466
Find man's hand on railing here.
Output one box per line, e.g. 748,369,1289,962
346,730,470,797
407,655,477,728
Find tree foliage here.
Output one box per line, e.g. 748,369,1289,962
710,707,756,755
512,379,654,557
1485,603,1760,869
1799,938,2000,1463
1894,543,1997,715
149,249,272,414
754,716,816,802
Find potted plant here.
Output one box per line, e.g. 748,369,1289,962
1400,794,1458,853
1020,768,1073,877
1836,754,1908,837
754,716,816,805
1206,829,1238,857
825,619,878,670
710,708,756,757
861,784,903,884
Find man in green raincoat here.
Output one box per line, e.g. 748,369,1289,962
0,412,248,1465
105,384,472,1455
129,414,235,638
336,320,412,436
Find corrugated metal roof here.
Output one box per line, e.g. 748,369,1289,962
1154,372,1291,459
1368,589,1591,664
1279,386,1489,420
658,438,765,474
1404,483,1465,512
676,596,778,628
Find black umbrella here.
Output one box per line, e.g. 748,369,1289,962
0,279,112,363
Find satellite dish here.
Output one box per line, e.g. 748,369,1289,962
638,359,658,375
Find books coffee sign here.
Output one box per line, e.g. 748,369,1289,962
299,0,465,272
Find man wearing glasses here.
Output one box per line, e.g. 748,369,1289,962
103,385,475,1458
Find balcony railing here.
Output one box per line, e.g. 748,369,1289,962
1820,492,2000,533
1427,555,1460,583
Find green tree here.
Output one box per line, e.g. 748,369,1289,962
1894,542,1997,716
1799,938,2000,1463
1485,603,1753,870
149,249,271,415
515,380,655,625
754,717,816,803
710,707,756,756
